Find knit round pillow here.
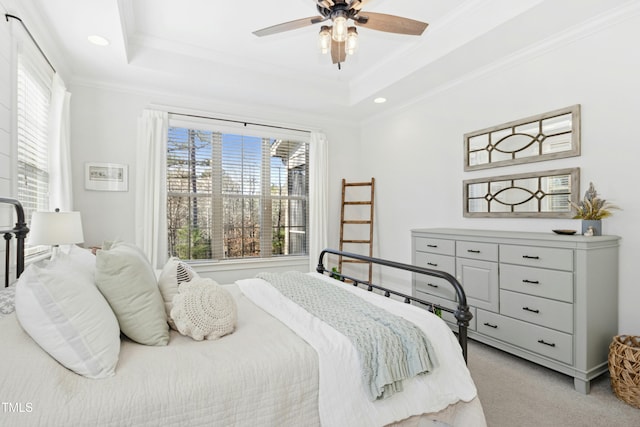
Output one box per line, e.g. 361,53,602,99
170,279,237,341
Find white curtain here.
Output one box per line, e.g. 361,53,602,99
47,73,73,212
135,109,169,269
309,131,329,271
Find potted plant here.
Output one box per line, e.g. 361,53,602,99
569,182,620,236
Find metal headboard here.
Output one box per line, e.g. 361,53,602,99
316,248,473,363
0,198,29,287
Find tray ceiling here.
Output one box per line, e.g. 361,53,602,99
13,0,633,121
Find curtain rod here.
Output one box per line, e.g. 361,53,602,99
5,14,56,73
169,112,311,134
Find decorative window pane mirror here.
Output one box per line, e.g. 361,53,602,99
464,105,580,171
463,168,580,218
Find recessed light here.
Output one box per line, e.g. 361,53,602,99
374,97,387,104
88,35,110,46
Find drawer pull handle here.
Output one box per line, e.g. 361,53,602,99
467,249,480,253
522,279,540,284
523,306,540,314
427,283,439,288
522,255,540,260
427,262,438,267
537,339,556,347
427,244,438,248
483,322,498,329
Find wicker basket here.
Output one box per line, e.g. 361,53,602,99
609,335,640,409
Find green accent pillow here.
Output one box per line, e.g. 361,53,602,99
95,242,169,346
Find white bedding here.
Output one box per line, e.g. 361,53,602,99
0,280,485,426
237,273,483,427
0,285,320,427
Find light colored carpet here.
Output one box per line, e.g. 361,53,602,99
466,339,640,426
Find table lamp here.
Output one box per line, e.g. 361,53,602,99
29,209,85,259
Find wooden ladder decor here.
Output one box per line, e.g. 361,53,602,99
339,177,375,283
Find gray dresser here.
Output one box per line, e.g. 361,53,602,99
411,228,619,393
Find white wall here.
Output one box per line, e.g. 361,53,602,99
0,0,13,280
358,12,640,333
69,83,361,277
0,3,10,196
70,86,144,246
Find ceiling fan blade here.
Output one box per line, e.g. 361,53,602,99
349,0,371,11
316,0,334,8
354,12,428,35
331,39,346,64
253,16,326,37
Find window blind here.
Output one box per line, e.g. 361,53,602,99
167,119,309,261
16,52,52,256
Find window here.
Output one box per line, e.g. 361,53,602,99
16,51,52,256
166,121,309,261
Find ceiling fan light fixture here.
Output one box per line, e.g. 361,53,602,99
318,26,331,54
331,12,348,42
251,2,428,67
346,27,358,55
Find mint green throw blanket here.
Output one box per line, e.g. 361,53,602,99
257,271,436,401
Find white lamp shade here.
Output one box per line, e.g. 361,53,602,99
29,211,85,246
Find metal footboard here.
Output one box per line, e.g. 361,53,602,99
316,248,472,363
0,198,29,287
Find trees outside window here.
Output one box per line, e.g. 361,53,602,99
167,126,308,261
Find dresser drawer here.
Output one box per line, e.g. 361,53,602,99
456,241,498,262
415,277,457,301
414,237,455,256
500,264,574,302
414,252,456,300
414,252,455,274
477,310,573,364
499,290,573,333
500,244,573,271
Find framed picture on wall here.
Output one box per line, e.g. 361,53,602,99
85,162,128,191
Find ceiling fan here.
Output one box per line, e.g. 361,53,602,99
252,0,428,68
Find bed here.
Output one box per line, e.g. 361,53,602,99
0,197,486,426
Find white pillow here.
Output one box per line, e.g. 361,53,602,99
14,252,120,379
158,257,198,329
67,244,97,280
95,242,169,346
171,279,237,341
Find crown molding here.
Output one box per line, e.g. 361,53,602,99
362,0,640,125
